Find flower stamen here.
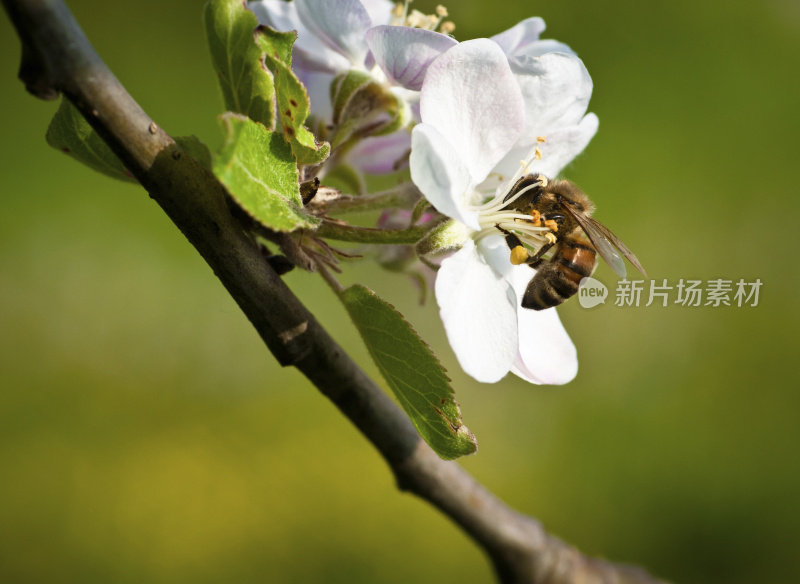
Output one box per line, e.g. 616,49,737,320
470,172,553,251
392,1,455,32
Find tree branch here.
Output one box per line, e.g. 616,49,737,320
1,1,667,582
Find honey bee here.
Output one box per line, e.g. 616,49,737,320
496,173,646,310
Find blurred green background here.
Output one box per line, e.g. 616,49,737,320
2,0,799,582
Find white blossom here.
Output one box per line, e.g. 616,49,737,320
410,33,598,384
250,0,456,172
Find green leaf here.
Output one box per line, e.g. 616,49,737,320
204,0,276,129
255,23,295,65
257,26,330,165
45,99,136,183
213,113,319,232
341,285,477,460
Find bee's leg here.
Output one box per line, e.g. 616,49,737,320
496,224,557,268
495,224,522,249
524,241,555,268
495,225,532,266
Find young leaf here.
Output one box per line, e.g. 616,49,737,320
329,70,408,149
341,285,477,460
257,26,330,165
45,99,136,183
213,113,319,232
204,0,276,129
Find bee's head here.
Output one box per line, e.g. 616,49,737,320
547,179,595,215
502,174,546,206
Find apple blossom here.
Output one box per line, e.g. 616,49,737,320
409,37,598,385
249,0,457,173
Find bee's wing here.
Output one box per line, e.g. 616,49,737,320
560,200,647,278
584,215,647,277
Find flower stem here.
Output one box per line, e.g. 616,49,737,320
317,262,345,296
317,184,421,215
316,220,433,244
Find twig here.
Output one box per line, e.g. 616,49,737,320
1,1,667,582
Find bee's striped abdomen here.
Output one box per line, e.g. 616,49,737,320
521,240,597,310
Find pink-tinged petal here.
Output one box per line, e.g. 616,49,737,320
504,264,578,385
249,0,299,31
410,124,480,230
435,239,519,383
491,17,546,56
295,0,372,66
348,131,411,174
292,37,353,74
366,26,457,90
420,39,524,183
512,52,594,141
359,0,395,26
251,0,351,73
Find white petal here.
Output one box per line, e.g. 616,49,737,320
359,0,395,26
491,17,577,59
251,0,351,74
492,113,598,179
435,239,518,383
511,52,594,146
295,0,372,66
477,232,515,276
529,113,599,177
515,39,576,58
505,264,578,384
410,124,480,230
490,17,546,56
479,236,578,385
366,26,457,90
512,307,578,385
419,39,524,183
348,131,411,174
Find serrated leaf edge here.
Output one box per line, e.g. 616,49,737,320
342,285,477,456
